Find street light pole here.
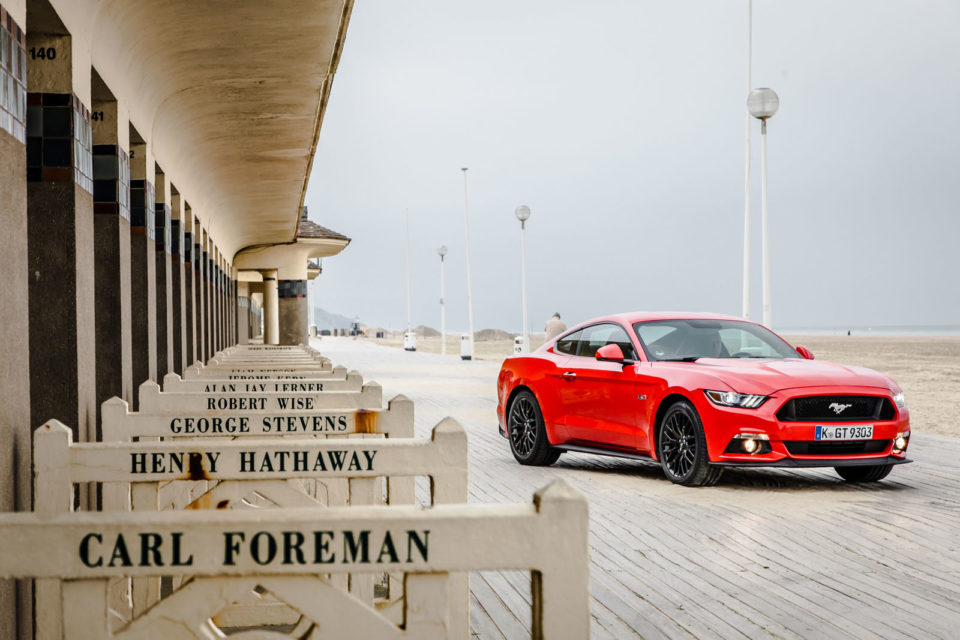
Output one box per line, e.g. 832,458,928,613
405,209,411,331
461,168,475,360
403,208,416,351
760,118,771,328
748,88,779,328
515,205,531,353
742,0,753,319
437,246,448,356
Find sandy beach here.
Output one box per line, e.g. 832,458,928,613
366,333,959,438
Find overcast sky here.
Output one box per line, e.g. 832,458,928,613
304,0,960,333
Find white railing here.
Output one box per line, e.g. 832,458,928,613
5,481,588,639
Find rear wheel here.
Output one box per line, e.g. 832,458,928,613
657,400,722,487
835,464,893,482
507,390,561,466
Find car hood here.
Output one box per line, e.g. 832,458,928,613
670,358,895,395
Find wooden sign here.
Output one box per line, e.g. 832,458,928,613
141,379,381,412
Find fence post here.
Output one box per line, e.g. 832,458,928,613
531,481,590,640
33,421,73,640
99,396,135,619
384,395,415,506
425,418,470,637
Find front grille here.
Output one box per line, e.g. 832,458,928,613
776,395,896,422
784,440,890,456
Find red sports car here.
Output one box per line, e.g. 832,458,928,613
496,312,911,486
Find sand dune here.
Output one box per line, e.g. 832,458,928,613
367,333,958,438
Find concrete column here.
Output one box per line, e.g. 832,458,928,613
91,84,133,421
251,291,263,338
154,168,173,378
231,269,238,346
25,29,97,444
128,131,157,402
182,207,195,366
194,225,205,363
211,246,219,353
214,252,223,352
199,232,208,361
237,281,250,344
169,190,184,374
277,268,309,346
0,5,30,635
262,270,279,345
225,261,232,347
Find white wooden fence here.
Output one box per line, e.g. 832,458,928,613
16,343,592,637
143,378,382,412
183,363,342,381
3,480,588,639
101,394,415,441
163,371,365,393
33,418,470,636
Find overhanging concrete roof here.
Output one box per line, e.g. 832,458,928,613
67,0,353,257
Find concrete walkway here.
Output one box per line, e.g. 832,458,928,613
313,337,960,640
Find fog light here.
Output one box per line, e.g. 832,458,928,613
893,432,909,453
725,432,770,455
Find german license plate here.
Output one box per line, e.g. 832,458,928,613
815,425,873,440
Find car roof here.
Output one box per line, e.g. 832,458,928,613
573,311,750,328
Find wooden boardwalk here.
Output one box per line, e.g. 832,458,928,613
314,337,960,640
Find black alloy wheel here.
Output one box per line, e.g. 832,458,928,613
657,400,722,486
507,390,561,466
835,464,893,482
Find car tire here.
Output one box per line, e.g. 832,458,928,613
834,464,893,482
507,390,561,466
657,399,722,487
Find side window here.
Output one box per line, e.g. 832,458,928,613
555,330,582,355
577,324,638,359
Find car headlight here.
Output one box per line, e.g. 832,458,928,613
705,390,769,409
892,391,906,409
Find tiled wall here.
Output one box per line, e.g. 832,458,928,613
26,93,93,194
155,202,171,253
278,279,307,299
92,144,130,220
130,179,155,240
170,219,180,256
0,6,26,143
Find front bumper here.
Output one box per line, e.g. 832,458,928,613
713,455,912,468
698,385,912,468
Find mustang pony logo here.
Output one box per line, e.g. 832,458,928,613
828,402,853,415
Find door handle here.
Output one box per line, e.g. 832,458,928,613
562,371,577,381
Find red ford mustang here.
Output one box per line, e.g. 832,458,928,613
496,312,911,486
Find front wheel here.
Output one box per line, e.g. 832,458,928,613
835,464,893,482
507,390,561,466
657,400,722,486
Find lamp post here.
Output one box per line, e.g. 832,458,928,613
461,168,475,360
403,208,416,351
748,87,779,328
437,245,448,355
515,205,531,353
742,0,753,319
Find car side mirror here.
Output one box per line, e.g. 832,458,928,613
796,345,814,360
595,344,635,367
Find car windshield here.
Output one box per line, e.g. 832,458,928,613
633,319,799,361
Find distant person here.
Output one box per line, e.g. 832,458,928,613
544,312,567,342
